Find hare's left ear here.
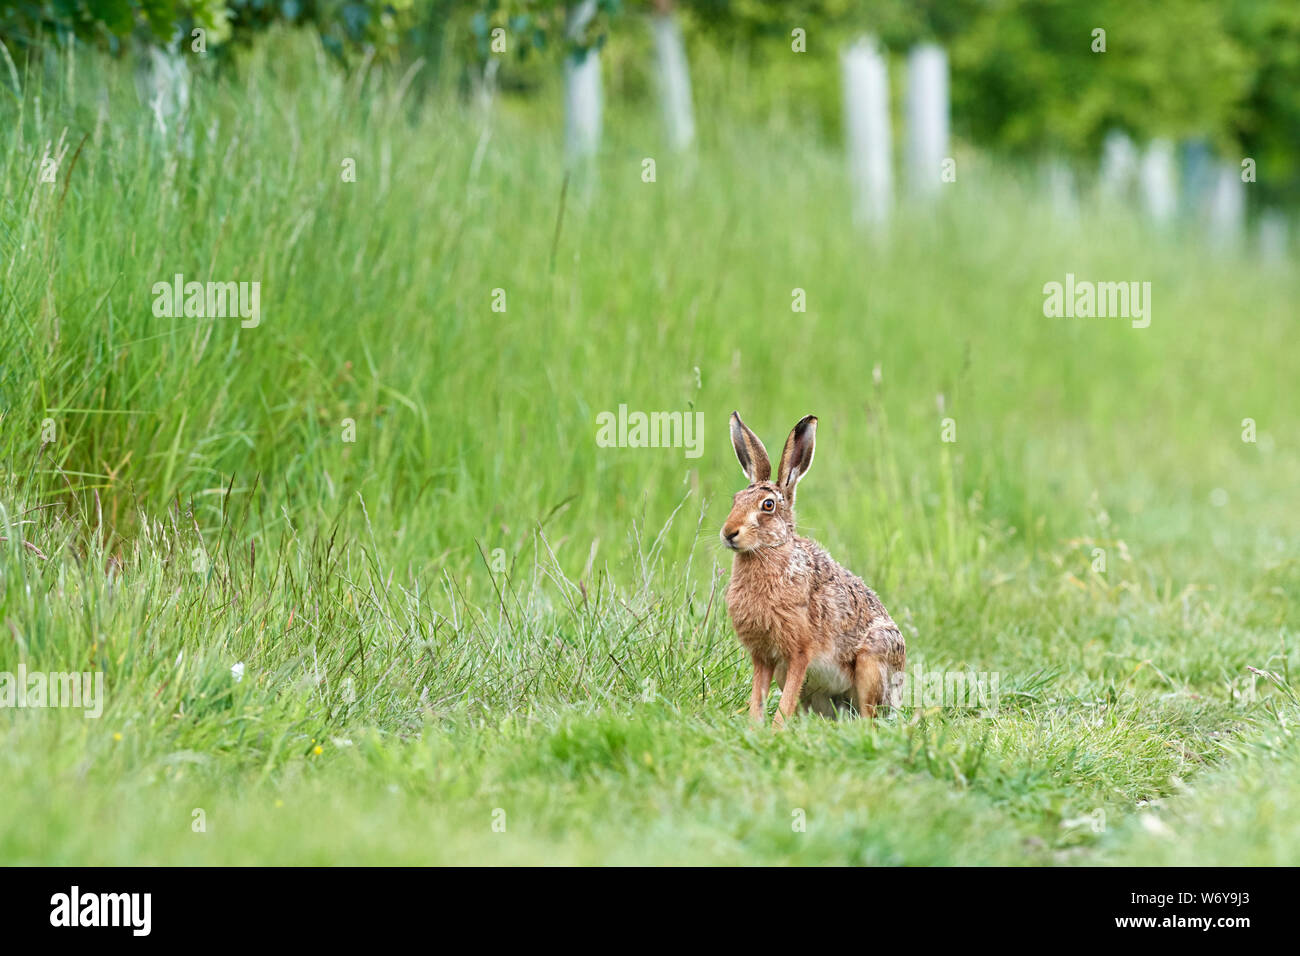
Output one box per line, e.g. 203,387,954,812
730,411,771,482
777,415,817,505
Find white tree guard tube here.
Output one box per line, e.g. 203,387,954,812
1139,139,1177,223
651,10,695,151
842,37,892,228
564,1,603,164
1207,162,1245,249
906,43,948,196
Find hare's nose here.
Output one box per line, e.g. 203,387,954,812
723,528,740,544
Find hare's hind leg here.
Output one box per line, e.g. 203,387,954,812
852,650,888,718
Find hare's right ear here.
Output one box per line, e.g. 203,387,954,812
730,411,771,482
777,415,817,505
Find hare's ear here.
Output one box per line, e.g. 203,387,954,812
777,415,817,504
730,411,771,482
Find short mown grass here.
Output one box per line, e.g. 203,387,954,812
1,32,1297,864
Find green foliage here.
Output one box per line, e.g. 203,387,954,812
1222,0,1300,203
221,1,419,61
0,1,416,55
0,0,226,47
4,0,1300,201
945,0,1250,157
684,0,945,46
679,0,1293,169
460,0,624,66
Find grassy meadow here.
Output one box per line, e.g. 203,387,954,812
1,33,1298,865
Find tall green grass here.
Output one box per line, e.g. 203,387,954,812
1,31,1297,864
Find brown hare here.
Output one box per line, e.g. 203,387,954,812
721,412,905,727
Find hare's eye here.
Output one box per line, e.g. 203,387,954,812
761,498,775,513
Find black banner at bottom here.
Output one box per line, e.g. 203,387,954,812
0,866,1276,942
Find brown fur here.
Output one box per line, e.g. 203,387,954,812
722,412,905,727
